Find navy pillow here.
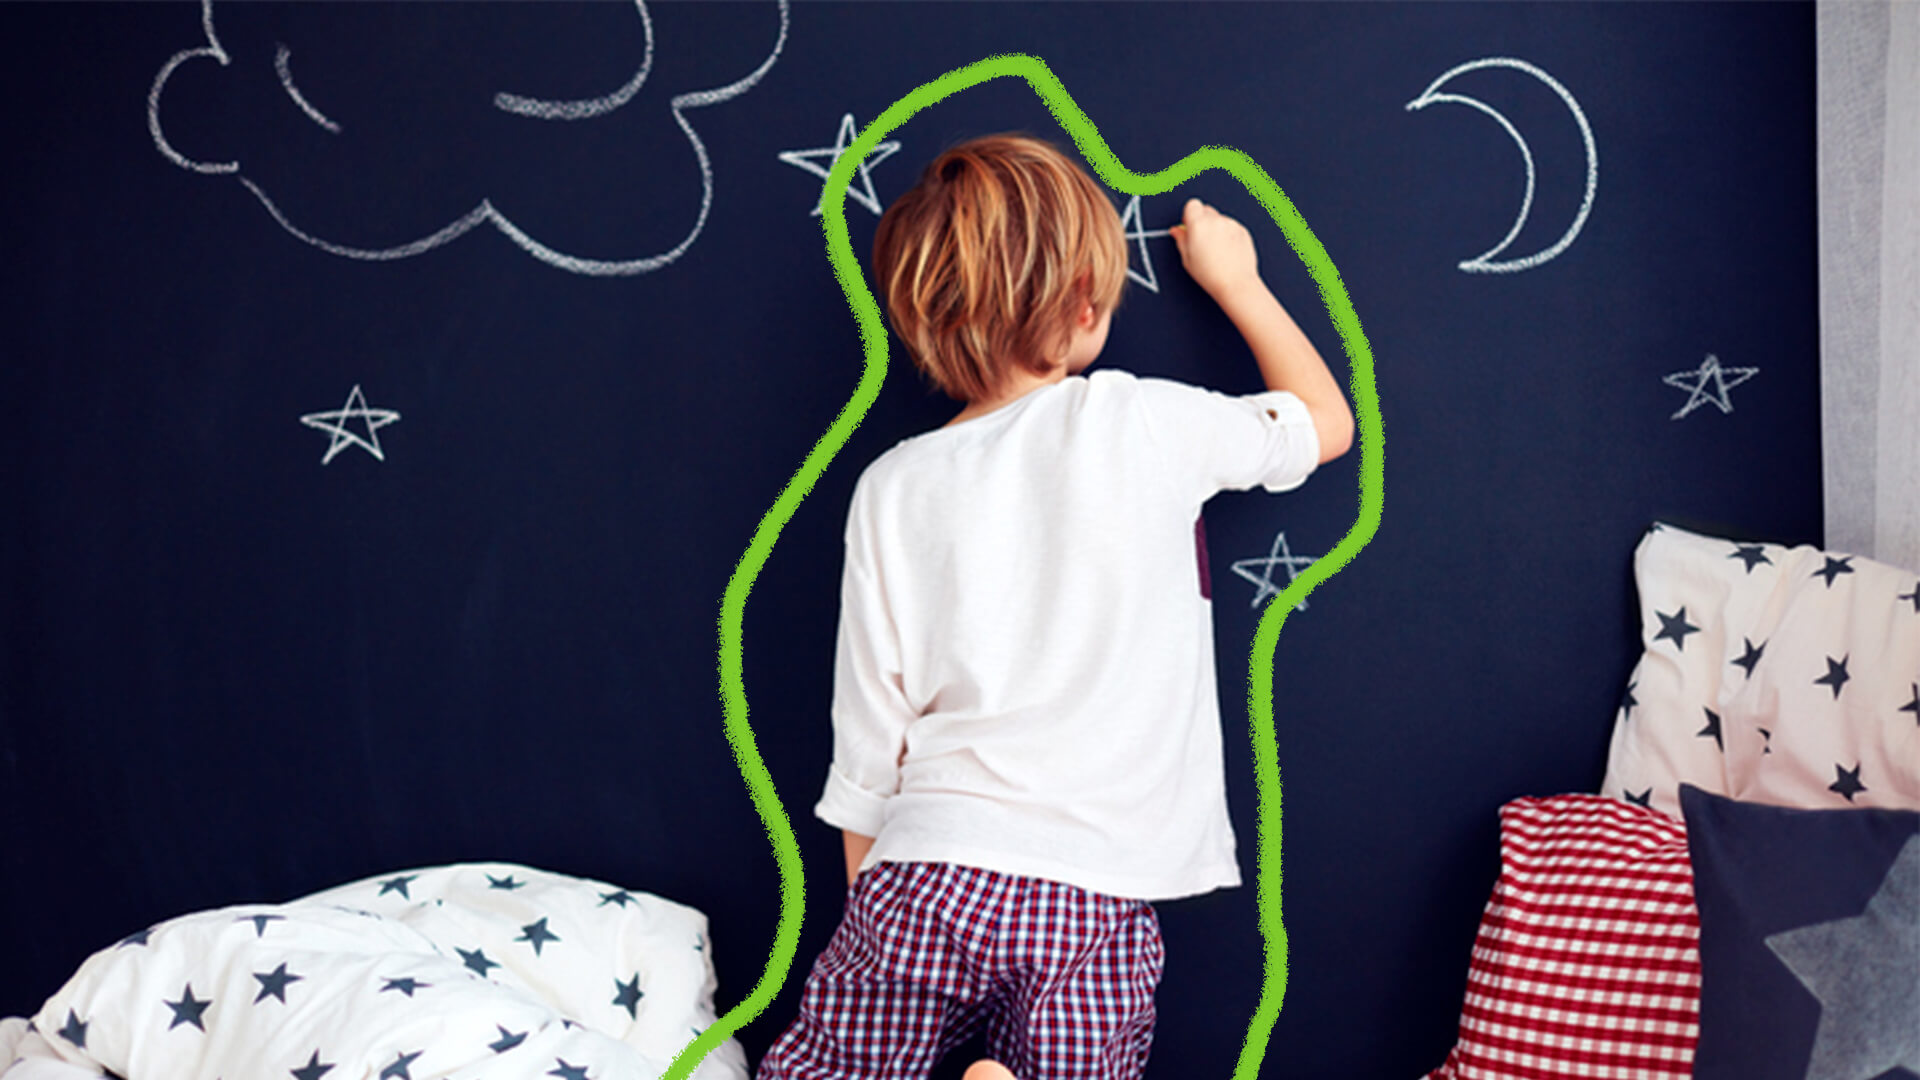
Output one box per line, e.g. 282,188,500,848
1680,784,1919,1080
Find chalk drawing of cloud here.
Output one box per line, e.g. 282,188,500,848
149,0,788,276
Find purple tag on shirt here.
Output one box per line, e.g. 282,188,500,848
1195,515,1211,600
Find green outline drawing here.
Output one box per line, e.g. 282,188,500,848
697,52,1382,1080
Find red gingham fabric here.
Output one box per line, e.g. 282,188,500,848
758,861,1163,1080
1426,795,1700,1080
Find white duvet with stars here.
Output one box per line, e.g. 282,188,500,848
8,865,746,1080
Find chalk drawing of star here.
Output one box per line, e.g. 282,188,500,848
1119,195,1170,293
1663,354,1758,420
778,113,901,217
300,385,400,465
1231,531,1317,612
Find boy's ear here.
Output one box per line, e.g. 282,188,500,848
1072,273,1097,321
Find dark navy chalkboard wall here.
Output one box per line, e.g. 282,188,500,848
1,3,1818,1076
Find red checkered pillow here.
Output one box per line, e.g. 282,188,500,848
1426,794,1700,1080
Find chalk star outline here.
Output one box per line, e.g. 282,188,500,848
1663,353,1758,420
778,113,900,217
1231,530,1317,612
300,384,400,465
1118,194,1171,293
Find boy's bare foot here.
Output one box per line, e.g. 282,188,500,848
962,1062,1016,1080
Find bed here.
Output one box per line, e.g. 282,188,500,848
6,522,1913,1080
0,864,748,1080
1423,522,1919,1080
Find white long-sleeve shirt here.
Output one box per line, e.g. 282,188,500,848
815,368,1320,901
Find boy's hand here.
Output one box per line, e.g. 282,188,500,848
1169,198,1260,300
1168,198,1356,462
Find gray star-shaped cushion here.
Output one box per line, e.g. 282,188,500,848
1683,786,1920,1080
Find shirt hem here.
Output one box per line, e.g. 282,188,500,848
865,840,1241,902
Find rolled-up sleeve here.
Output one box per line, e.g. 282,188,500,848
813,485,915,838
1136,379,1321,502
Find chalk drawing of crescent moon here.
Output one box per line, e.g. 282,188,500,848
1406,57,1597,274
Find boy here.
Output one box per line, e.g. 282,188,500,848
760,134,1353,1080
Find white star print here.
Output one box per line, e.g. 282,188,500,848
1231,530,1318,611
1663,353,1758,420
299,384,400,465
777,113,901,217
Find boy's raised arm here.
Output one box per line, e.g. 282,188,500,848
1170,198,1354,463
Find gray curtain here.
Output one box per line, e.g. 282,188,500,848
1819,0,1919,572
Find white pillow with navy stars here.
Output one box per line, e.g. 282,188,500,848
19,864,748,1080
1717,538,1920,811
1602,523,1770,816
1602,522,1920,817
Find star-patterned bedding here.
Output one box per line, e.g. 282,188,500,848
1425,522,1920,1080
1602,521,1920,816
0,864,748,1080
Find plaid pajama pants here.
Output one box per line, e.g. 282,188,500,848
758,861,1164,1080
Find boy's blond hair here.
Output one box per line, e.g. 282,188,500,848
872,134,1127,403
